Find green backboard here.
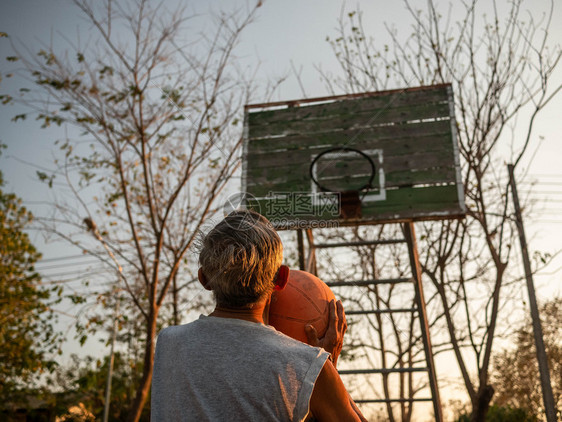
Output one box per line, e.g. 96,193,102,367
242,84,465,229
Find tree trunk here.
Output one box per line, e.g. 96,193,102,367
127,311,158,422
172,273,179,326
470,384,494,422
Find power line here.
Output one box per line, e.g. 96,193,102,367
36,259,100,271
520,181,562,186
527,174,562,178
527,198,562,203
41,272,108,284
41,269,113,281
519,190,562,195
39,254,93,263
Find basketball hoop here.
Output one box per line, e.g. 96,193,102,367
310,147,376,220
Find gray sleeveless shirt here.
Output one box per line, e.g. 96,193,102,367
151,315,329,422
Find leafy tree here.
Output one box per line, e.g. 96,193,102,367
50,353,147,422
456,404,537,422
319,0,562,420
0,158,59,401
491,298,562,421
3,0,269,420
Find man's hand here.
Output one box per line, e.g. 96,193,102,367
305,299,347,367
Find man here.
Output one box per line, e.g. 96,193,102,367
151,210,365,421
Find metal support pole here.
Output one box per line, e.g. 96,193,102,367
296,229,305,270
305,229,317,275
404,222,443,422
508,164,556,422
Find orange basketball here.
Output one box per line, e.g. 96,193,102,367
269,269,336,343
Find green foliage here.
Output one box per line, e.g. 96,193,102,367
36,171,56,188
456,404,537,422
0,94,13,104
492,297,562,420
0,166,59,399
50,353,149,422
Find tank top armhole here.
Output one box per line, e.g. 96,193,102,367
294,349,329,421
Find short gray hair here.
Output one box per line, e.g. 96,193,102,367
199,210,283,307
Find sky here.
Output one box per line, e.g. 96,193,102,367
1,0,562,417
2,1,561,247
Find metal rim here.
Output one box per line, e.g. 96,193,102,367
310,147,376,192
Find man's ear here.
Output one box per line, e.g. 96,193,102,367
274,265,289,291
198,268,212,291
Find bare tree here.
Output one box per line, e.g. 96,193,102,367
3,0,266,419
319,0,561,420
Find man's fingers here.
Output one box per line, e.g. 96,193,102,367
305,324,319,345
328,299,338,328
336,300,347,333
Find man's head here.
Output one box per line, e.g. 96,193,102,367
198,210,283,308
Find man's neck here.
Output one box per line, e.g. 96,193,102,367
209,298,269,324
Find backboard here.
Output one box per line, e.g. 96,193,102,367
242,84,465,229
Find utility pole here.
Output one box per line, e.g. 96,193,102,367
507,164,556,422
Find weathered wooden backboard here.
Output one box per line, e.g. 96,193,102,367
242,84,466,229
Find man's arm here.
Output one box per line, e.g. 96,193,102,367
306,301,367,421
309,360,366,422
